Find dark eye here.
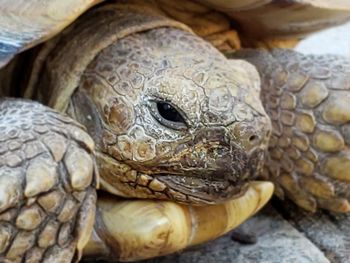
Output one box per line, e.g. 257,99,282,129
157,102,184,123
149,101,187,130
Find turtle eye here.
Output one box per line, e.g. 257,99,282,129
149,101,187,130
157,102,184,123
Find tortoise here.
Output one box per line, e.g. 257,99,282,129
1,0,350,262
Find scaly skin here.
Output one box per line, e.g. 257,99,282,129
0,99,98,262
232,50,350,213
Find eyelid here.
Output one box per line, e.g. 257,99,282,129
147,100,188,131
147,99,187,120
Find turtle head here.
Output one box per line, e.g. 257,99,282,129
71,27,271,204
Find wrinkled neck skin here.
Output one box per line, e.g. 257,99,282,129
67,27,271,204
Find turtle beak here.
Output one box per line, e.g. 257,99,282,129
148,126,267,204
172,126,265,183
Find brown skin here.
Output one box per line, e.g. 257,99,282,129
69,27,271,204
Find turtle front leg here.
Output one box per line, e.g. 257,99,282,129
231,49,350,213
0,98,98,262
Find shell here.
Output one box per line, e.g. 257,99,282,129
2,0,350,68
83,181,274,262
0,0,102,67
128,0,350,49
197,0,350,41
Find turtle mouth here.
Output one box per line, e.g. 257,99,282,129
155,174,250,205
150,149,265,205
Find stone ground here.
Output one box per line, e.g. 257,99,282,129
296,22,350,57
85,23,350,263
